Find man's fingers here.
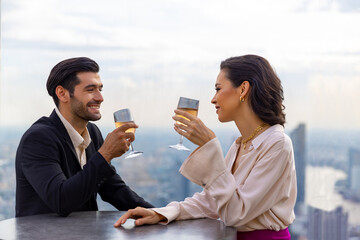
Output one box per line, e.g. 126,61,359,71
124,132,135,142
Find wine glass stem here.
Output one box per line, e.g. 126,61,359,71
129,142,134,152
179,135,184,145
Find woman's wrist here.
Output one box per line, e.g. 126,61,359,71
156,212,166,222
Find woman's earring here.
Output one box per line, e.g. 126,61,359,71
240,96,245,102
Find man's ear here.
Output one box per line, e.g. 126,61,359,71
55,86,70,104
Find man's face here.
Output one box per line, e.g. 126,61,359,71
70,72,104,122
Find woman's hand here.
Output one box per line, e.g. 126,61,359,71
173,109,216,147
114,207,165,227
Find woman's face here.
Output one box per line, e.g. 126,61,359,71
211,70,241,122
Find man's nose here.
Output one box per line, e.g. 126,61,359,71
94,90,104,102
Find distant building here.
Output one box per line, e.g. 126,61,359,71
307,206,348,240
290,123,306,213
348,148,360,198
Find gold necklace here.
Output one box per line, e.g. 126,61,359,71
241,123,267,150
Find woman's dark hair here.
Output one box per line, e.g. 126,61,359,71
220,54,286,126
46,57,100,107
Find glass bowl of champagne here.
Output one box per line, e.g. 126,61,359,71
169,97,199,151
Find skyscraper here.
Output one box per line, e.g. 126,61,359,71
307,206,348,240
348,148,360,199
290,123,306,213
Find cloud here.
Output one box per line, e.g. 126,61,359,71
1,0,360,130
306,74,360,129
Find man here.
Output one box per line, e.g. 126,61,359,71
15,57,153,217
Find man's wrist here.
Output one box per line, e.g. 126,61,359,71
98,149,112,163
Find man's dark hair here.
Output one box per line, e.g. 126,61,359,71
46,57,100,107
220,54,286,126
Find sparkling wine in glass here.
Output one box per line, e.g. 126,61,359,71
114,109,143,159
169,97,199,151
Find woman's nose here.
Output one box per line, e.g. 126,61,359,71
211,95,216,104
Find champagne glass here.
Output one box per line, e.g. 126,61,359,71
114,109,143,159
169,97,199,151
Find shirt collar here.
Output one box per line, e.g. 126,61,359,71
55,108,91,149
235,124,284,150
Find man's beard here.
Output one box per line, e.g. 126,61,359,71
70,96,102,122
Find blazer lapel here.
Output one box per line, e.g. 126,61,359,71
85,141,96,161
49,110,80,165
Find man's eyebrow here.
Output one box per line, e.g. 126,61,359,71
84,84,103,89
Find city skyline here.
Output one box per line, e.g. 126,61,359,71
2,124,360,239
1,0,360,131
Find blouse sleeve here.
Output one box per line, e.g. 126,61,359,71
179,137,294,228
151,138,226,223
152,190,219,224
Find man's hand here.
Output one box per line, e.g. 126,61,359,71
98,122,138,163
114,207,166,227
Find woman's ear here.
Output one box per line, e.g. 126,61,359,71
55,86,70,104
237,81,251,98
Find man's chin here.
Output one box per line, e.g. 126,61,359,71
88,114,102,122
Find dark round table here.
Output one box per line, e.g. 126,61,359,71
0,211,237,239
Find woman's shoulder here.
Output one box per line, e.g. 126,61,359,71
260,124,293,151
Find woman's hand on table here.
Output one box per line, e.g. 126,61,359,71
114,207,166,227
173,109,216,147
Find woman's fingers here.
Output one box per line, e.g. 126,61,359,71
114,208,162,228
135,216,152,226
114,211,132,227
114,208,143,227
174,109,196,120
174,117,215,147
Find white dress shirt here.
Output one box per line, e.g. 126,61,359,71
55,108,91,169
153,124,297,232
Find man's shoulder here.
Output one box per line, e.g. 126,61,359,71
22,115,60,140
34,114,58,129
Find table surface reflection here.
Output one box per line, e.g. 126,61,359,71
0,211,237,240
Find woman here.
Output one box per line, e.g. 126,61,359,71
114,55,296,240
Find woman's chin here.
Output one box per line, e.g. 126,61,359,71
218,116,231,123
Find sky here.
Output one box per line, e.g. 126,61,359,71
0,0,360,131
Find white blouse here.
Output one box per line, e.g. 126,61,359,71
153,124,297,232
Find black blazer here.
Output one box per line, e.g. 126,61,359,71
15,110,153,217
